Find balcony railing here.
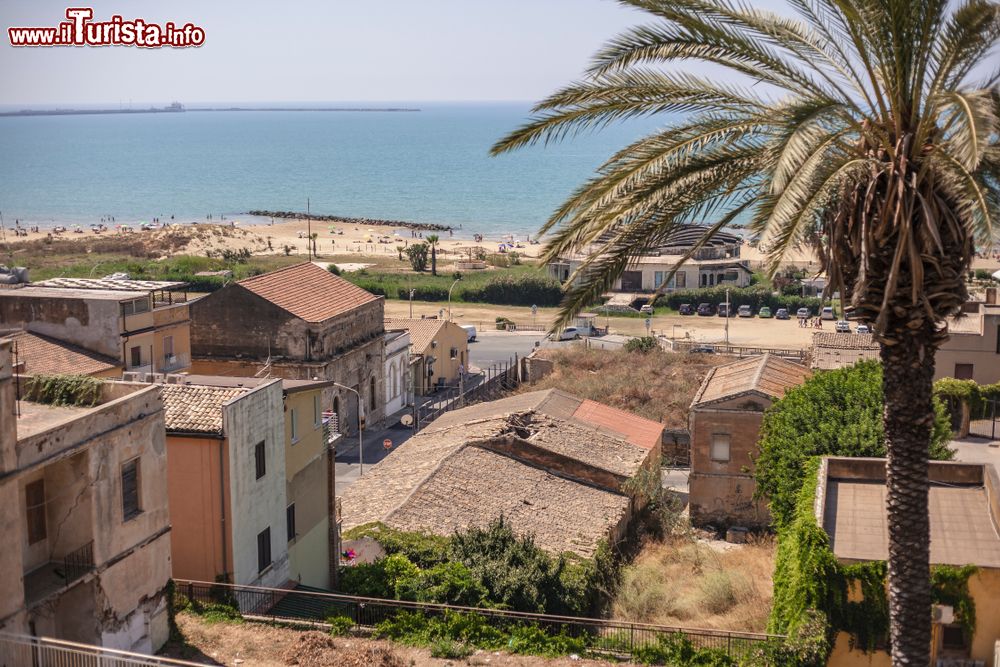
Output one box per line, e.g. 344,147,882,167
0,633,202,666
22,541,95,606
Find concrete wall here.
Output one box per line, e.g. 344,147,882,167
384,333,411,416
166,435,232,582
223,380,289,589
0,292,123,358
934,312,1000,384
689,402,771,528
284,389,331,589
0,342,27,633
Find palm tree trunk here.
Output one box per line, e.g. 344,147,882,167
880,330,934,665
431,245,437,276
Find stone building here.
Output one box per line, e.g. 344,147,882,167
341,389,663,557
0,278,191,374
189,262,386,432
688,354,810,529
0,341,173,653
810,332,881,371
159,380,291,594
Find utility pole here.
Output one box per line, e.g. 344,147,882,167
409,289,415,318
725,288,730,345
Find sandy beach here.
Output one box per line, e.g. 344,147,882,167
3,215,999,273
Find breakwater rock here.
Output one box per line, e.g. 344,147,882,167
247,210,453,232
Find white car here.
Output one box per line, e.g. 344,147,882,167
835,320,851,333
556,326,583,341
856,324,871,334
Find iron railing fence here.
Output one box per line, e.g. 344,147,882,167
173,579,781,662
63,540,95,585
0,632,202,667
415,357,520,430
970,398,999,440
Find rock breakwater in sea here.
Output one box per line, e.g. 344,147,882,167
247,210,453,232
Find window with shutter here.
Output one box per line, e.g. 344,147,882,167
257,527,272,574
26,480,46,544
121,458,141,520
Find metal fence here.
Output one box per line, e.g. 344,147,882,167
173,579,781,662
667,339,807,361
970,398,999,440
0,632,202,667
414,357,520,430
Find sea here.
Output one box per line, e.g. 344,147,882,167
0,102,665,237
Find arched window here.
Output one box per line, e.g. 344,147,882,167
391,363,399,399
369,376,377,412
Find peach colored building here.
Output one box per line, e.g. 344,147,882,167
688,354,810,529
384,317,468,395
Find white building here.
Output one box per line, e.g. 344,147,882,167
384,330,412,416
548,225,752,293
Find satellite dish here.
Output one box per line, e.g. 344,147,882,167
400,414,414,427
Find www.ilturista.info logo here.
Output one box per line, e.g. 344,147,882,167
8,8,205,48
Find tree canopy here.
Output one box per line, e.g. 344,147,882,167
755,361,954,529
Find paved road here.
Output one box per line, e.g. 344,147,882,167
468,330,547,369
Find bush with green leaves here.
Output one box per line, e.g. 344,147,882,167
404,243,429,271
624,336,659,353
342,523,450,568
633,633,736,666
327,615,354,637
755,361,953,530
654,285,822,313
461,273,562,306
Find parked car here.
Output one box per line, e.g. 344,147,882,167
556,326,583,340
738,305,753,318
718,302,733,317
639,304,654,315
459,324,477,342
696,303,715,316
758,306,772,318
678,303,695,316
689,344,716,354
821,306,836,320
856,324,871,334
835,320,851,333
796,307,812,319
775,308,790,320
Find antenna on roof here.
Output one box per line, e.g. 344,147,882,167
255,341,273,378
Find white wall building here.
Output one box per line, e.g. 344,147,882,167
384,330,412,416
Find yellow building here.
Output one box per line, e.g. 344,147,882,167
384,318,468,395
819,457,1000,667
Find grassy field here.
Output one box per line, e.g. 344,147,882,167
519,346,728,426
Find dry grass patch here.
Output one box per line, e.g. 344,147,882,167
524,347,727,425
612,536,776,632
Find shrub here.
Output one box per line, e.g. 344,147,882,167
633,633,735,666
654,285,822,313
429,638,474,659
755,361,954,529
462,273,563,306
342,523,451,568
624,336,659,353
405,243,429,271
338,560,392,598
327,263,341,276
411,561,489,607
327,615,354,637
24,374,103,407
409,284,449,301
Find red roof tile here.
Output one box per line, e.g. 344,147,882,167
572,399,663,450
2,330,120,376
237,262,380,323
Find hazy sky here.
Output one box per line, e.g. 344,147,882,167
0,0,657,105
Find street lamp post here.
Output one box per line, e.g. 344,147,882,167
447,277,462,321
409,289,415,318
332,382,365,476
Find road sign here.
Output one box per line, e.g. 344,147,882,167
383,438,393,450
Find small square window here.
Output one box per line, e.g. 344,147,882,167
955,363,974,380
941,624,967,650
121,458,141,520
257,527,272,574
710,434,731,462
254,441,266,479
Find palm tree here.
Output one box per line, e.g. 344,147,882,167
492,0,999,663
426,234,441,276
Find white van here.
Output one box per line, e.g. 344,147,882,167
821,306,836,320
459,324,477,342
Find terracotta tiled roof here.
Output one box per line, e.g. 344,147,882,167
810,333,880,370
812,332,879,350
340,389,659,556
692,354,810,406
384,318,448,352
159,384,247,434
237,262,380,323
2,330,120,376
